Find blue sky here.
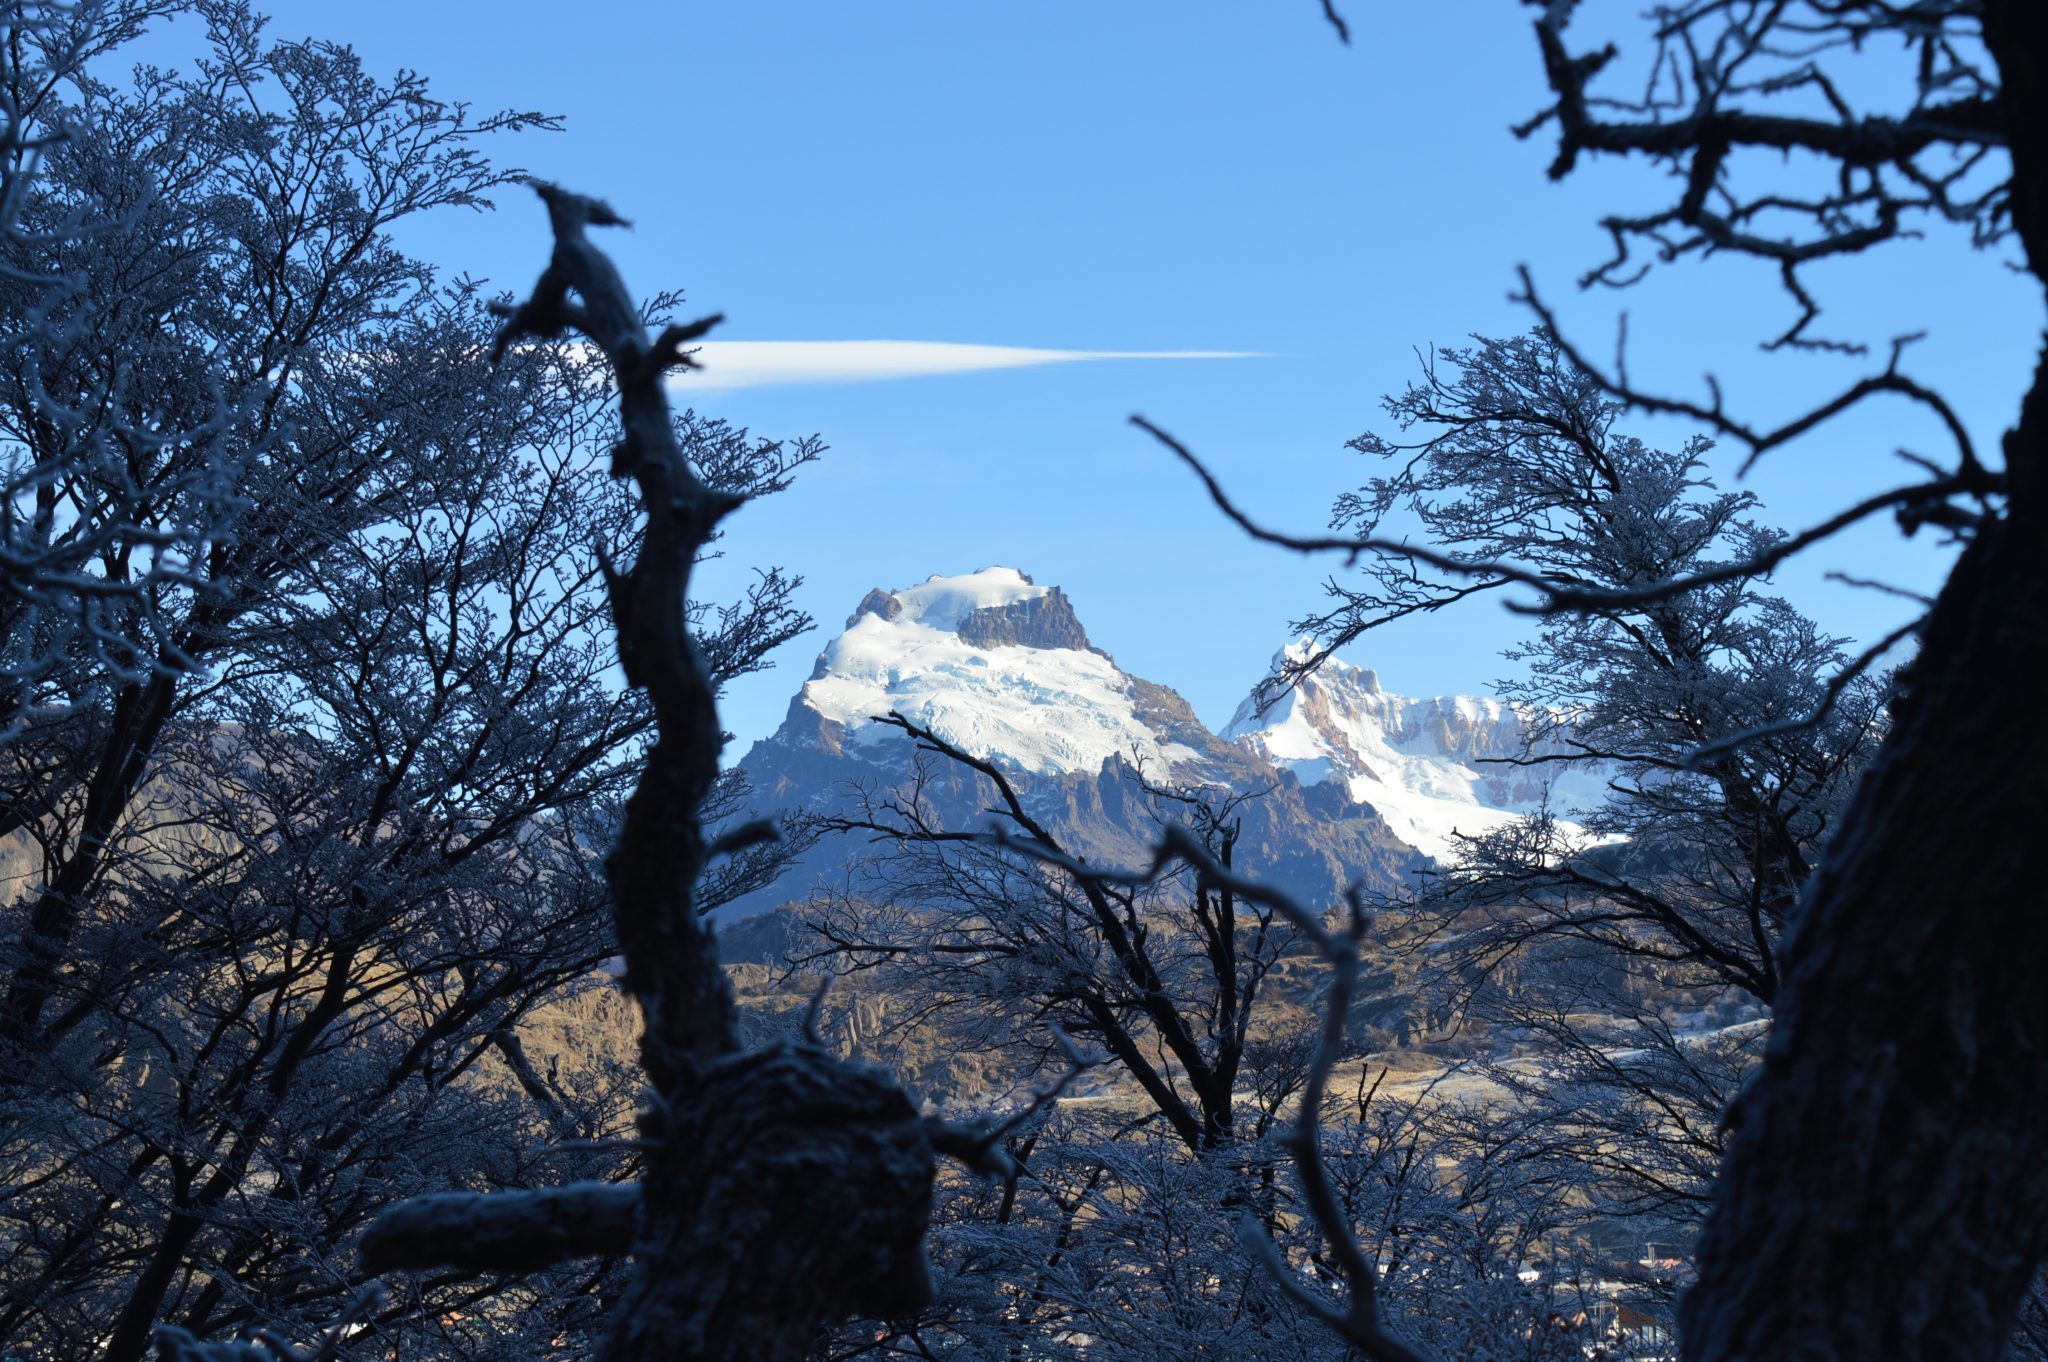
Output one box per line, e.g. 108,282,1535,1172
192,4,2042,750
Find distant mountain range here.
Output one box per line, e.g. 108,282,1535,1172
725,567,1601,917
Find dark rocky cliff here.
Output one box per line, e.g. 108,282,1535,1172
955,587,1098,653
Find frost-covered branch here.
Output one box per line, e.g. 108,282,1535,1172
358,1182,640,1273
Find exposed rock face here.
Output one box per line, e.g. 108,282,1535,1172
955,587,1095,652
845,587,904,628
728,573,1618,922
726,571,1421,917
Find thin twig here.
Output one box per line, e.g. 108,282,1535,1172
1319,0,1351,45
927,1027,1106,1177
1685,616,1918,767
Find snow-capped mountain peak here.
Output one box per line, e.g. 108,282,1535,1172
786,568,1204,778
848,565,1047,631
1226,638,1606,861
733,580,1420,918
741,580,1607,908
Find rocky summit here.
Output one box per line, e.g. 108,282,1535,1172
1226,640,1612,860
724,568,1600,917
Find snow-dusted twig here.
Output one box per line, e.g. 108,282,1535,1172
926,1026,1106,1177
1132,414,1557,597
1136,403,1996,621
1683,615,1919,768
151,1288,381,1361
966,817,1442,1362
1135,847,1442,1362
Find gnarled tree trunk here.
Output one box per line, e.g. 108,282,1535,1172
1681,495,2048,1359
1682,12,2048,1356
361,186,939,1362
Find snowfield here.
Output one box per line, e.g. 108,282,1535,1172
798,568,1203,777
784,575,1610,865
1226,640,1611,861
886,565,1048,629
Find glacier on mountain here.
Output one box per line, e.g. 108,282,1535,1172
731,569,1422,915
1223,639,1610,860
792,567,1208,778
738,570,1610,892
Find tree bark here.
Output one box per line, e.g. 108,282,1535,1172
1682,11,2048,1357
358,1183,642,1274
608,1046,936,1361
1680,504,2048,1360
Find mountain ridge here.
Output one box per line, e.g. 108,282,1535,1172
1225,639,1610,859
725,568,1595,916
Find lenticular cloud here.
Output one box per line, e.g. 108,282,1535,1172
678,339,1257,390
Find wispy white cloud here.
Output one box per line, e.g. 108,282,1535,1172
675,340,1259,391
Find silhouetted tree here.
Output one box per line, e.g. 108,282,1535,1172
800,714,1301,1153
1512,8,2048,1360
1290,329,1886,1010
1183,3,2045,1358
356,183,948,1362
0,8,817,1357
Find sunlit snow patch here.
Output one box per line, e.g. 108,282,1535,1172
798,567,1195,778
1225,640,1609,862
